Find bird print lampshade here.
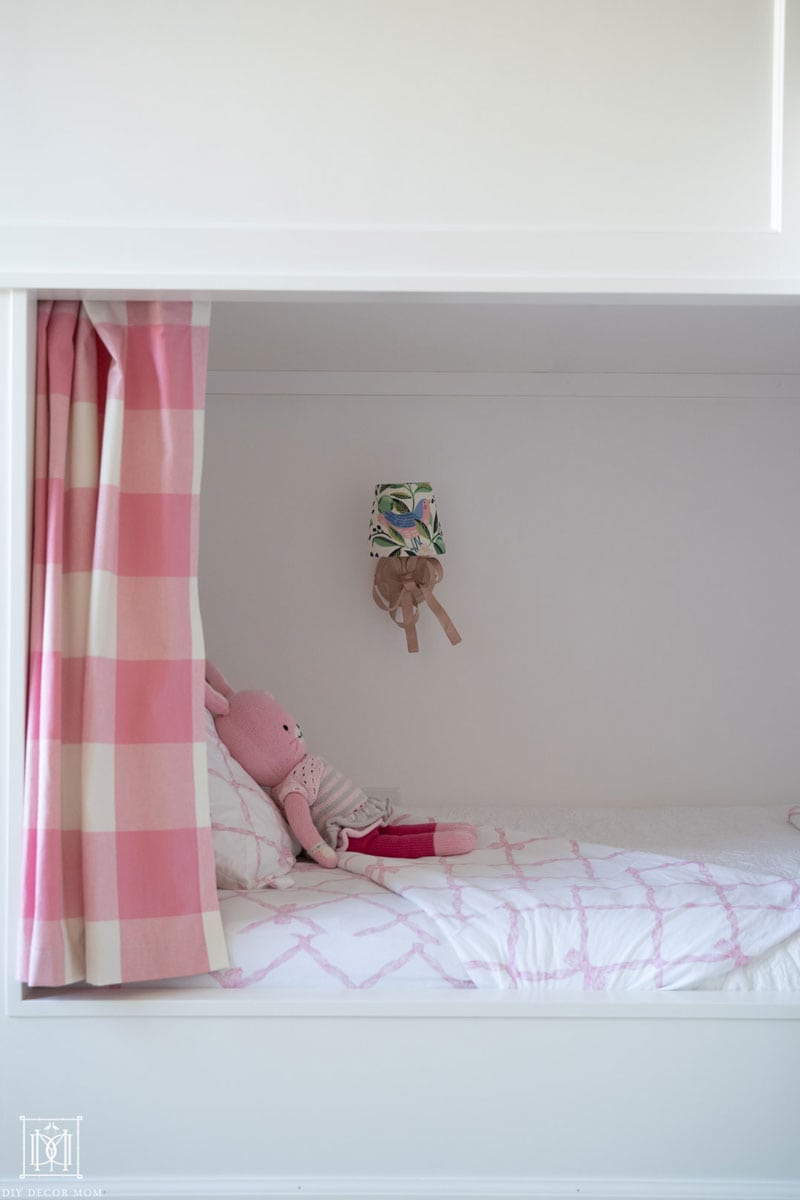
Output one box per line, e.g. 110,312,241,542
369,483,461,653
369,481,444,558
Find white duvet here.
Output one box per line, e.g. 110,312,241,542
340,825,800,990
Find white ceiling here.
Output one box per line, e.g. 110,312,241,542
208,300,800,376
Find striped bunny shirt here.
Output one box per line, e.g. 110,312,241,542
272,754,393,849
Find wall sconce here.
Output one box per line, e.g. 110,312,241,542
369,482,462,653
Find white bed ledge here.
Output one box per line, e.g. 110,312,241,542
11,985,800,1019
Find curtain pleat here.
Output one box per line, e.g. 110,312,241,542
18,300,228,986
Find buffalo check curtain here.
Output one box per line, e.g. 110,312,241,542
19,300,228,987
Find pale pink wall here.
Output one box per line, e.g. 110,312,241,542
199,303,800,809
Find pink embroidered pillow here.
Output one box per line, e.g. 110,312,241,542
205,710,298,889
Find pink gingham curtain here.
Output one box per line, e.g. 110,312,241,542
19,300,228,987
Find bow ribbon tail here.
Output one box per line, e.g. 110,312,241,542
400,589,419,653
419,582,462,646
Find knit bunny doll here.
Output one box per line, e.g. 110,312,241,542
204,663,476,868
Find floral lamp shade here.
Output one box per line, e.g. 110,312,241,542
369,483,461,653
369,482,445,557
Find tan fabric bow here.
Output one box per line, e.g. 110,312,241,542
372,558,462,653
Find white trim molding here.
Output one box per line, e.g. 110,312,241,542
12,986,800,1019
205,370,800,401
2,228,800,296
1,291,34,1017
4,1174,795,1199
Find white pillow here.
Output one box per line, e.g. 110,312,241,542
205,710,298,889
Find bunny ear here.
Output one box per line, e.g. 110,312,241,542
205,680,231,716
205,659,235,700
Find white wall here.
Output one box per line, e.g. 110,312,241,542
1,0,798,291
3,0,800,1189
3,1006,798,1195
200,301,800,810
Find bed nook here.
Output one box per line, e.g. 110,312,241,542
173,296,800,998
14,296,800,1003
5,290,800,1198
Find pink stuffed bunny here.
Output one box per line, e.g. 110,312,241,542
205,662,476,868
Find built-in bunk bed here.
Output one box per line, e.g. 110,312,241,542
10,296,800,1200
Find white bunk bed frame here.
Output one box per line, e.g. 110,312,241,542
3,287,800,1200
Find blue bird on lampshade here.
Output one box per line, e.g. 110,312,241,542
382,496,431,532
377,495,431,553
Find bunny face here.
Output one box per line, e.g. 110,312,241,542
214,690,305,788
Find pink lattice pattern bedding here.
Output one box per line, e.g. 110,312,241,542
153,821,800,991
342,828,800,989
177,862,471,990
